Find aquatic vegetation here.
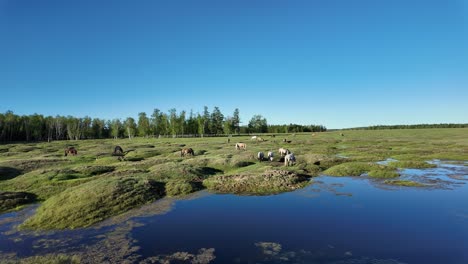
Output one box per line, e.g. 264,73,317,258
140,248,216,264
387,161,436,169
383,180,427,187
203,169,309,195
20,177,164,230
1,254,80,264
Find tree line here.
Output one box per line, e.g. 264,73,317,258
0,107,326,142
344,123,468,130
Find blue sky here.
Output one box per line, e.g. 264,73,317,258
1,0,467,129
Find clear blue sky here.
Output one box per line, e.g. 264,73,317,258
1,0,467,129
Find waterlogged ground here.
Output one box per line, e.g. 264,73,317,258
0,160,467,264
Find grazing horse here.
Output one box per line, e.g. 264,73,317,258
181,147,194,157
257,152,265,162
113,146,124,155
256,137,264,142
267,151,274,161
64,147,77,156
235,143,247,150
278,147,290,157
284,153,296,166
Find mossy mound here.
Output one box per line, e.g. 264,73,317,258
384,180,427,187
323,162,377,176
74,165,115,176
203,169,309,195
0,191,37,212
20,177,164,230
0,158,67,173
165,179,201,196
323,162,400,178
387,161,436,169
367,169,400,178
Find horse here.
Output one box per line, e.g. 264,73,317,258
278,147,290,157
267,151,274,161
251,136,257,140
64,147,77,156
235,143,247,150
113,146,124,155
257,152,265,162
284,153,296,166
181,147,194,157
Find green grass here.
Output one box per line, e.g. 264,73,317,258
0,128,466,229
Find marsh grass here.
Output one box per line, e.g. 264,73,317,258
0,128,466,229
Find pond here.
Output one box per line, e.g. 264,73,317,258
1,161,467,263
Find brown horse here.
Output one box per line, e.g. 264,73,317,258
64,147,77,156
181,147,194,157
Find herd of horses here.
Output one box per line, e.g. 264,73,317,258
64,140,297,166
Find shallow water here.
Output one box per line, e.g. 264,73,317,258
1,161,467,263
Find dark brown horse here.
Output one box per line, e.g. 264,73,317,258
113,146,124,155
181,147,194,157
64,147,77,156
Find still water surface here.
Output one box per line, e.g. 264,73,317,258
1,161,467,263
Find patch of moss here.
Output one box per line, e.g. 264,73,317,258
384,180,426,187
387,161,436,169
20,177,164,230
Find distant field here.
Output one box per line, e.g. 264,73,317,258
1,128,467,229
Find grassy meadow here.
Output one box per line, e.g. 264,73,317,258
0,128,467,230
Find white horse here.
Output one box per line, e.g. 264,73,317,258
284,153,296,166
235,143,247,150
251,136,257,140
267,151,274,161
257,152,265,162
278,147,290,156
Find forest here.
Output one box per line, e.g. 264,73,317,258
0,107,326,142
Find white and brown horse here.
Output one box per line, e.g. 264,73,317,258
235,143,247,150
278,147,290,157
